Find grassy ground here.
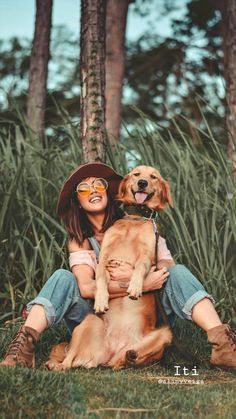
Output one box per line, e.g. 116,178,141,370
0,319,235,418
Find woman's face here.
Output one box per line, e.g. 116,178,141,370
76,177,108,213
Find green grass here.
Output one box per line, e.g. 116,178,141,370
0,320,236,418
73,369,236,419
0,368,85,419
1,366,235,419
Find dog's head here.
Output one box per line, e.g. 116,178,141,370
117,165,173,210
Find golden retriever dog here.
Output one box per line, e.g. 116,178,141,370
46,166,173,371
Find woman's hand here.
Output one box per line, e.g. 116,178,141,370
143,266,169,292
107,261,169,292
106,260,133,282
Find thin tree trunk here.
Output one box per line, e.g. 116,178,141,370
220,0,236,175
80,0,106,163
27,0,53,145
105,0,130,143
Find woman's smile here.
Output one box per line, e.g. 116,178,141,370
89,194,103,204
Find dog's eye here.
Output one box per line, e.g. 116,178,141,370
151,175,158,179
133,173,140,177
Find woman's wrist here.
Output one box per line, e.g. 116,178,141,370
119,282,129,289
143,279,151,292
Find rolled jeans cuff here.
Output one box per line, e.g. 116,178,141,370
182,290,215,320
26,297,56,327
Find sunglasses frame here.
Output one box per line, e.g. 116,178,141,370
76,178,108,196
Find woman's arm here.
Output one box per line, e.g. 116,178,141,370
158,259,175,269
69,238,95,298
71,264,128,299
143,266,170,291
71,264,129,299
69,239,127,299
107,263,170,292
157,236,175,269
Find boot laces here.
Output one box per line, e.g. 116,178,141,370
225,328,236,351
6,328,31,357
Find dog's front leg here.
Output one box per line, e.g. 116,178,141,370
94,252,110,313
127,252,152,299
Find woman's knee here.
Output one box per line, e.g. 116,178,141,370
167,264,204,292
168,264,188,282
52,268,74,279
47,269,77,291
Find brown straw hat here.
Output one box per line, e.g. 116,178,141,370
57,162,123,217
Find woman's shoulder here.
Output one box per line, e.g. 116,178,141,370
68,238,92,252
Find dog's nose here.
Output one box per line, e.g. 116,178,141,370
137,179,148,189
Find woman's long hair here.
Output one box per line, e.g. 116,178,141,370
61,190,119,246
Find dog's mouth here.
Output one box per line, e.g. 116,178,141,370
133,191,154,204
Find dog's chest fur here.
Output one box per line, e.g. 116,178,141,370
103,293,157,354
103,218,156,264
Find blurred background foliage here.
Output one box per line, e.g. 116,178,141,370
0,0,226,139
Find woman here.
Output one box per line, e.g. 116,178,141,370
1,162,235,369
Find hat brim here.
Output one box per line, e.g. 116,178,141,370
57,162,123,217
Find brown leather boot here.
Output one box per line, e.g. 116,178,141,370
207,324,236,369
0,325,39,368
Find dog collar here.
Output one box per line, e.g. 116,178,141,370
118,203,159,223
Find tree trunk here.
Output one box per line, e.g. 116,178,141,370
105,0,130,143
27,0,53,145
220,0,236,175
80,0,106,163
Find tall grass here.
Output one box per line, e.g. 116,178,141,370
0,109,235,324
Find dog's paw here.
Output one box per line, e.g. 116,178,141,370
94,293,109,313
108,351,126,370
94,303,109,314
109,357,125,370
53,363,68,372
44,361,65,372
125,349,138,365
112,362,125,371
44,360,55,370
127,283,142,299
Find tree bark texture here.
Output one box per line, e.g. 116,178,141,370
80,0,106,163
105,0,130,143
27,0,52,144
221,0,236,174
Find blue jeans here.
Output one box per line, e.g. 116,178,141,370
27,265,214,334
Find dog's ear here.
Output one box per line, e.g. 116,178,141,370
116,175,130,201
157,179,173,210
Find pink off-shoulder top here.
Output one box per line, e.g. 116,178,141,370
69,236,173,271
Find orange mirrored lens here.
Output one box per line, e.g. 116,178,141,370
77,189,90,196
95,185,106,192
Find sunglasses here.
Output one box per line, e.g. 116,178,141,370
76,178,108,197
